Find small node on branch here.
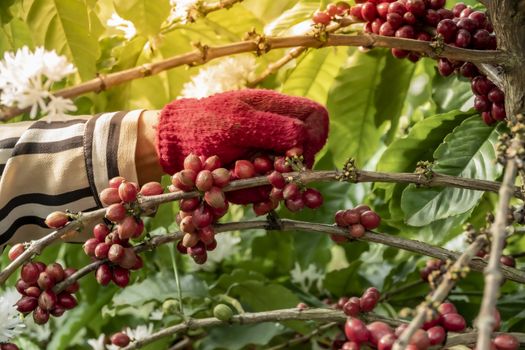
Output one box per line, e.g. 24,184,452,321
336,158,358,183
189,42,210,66
430,35,445,56
243,29,270,56
265,210,283,231
415,161,434,186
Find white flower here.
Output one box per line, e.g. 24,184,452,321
125,323,154,341
107,13,137,40
168,0,200,24
106,345,121,350
44,96,77,122
24,317,51,342
0,46,77,121
149,309,164,321
290,263,325,293
180,55,257,99
87,334,106,350
0,288,25,343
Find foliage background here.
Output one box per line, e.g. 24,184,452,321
1,0,523,349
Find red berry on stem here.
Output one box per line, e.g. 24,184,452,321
343,209,361,225
253,155,273,174
45,263,65,282
204,187,226,209
192,205,213,229
438,302,457,315
500,255,515,267
33,307,50,325
405,0,425,17
359,295,378,312
380,22,396,36
184,154,203,172
182,233,199,248
100,187,121,205
196,170,214,192
111,332,131,347
119,248,138,269
109,176,126,189
473,29,491,49
112,267,130,288
361,2,378,21
343,297,361,317
21,262,40,284
313,11,332,25
494,334,519,350
94,242,111,259
211,168,230,188
180,197,200,212
345,318,370,343
409,329,430,350
437,19,457,43
350,224,366,238
438,59,455,77
38,290,57,311
360,210,381,229
177,240,188,254
268,171,286,189
274,157,292,173
96,264,112,286
25,286,41,298
199,226,215,244
386,13,403,29
93,223,110,242
118,216,138,240
285,197,305,212
302,188,323,209
139,181,164,196
492,103,506,121
482,111,495,125
118,182,138,203
391,48,409,59
16,296,38,313
441,313,466,332
45,211,69,228
253,201,274,216
106,203,127,222
180,215,196,234
283,183,300,200
388,2,406,16
83,238,99,256
350,4,364,20
8,243,25,261
234,160,256,179
427,326,446,345
455,29,471,48
367,321,394,346
378,333,397,350
403,12,417,25
337,2,351,16
108,244,125,263
488,88,505,103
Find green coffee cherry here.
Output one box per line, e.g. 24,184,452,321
162,299,180,314
213,303,233,321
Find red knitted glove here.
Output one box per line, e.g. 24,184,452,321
156,89,329,174
156,89,329,204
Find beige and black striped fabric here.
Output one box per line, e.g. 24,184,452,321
0,110,143,248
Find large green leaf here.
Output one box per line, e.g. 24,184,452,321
233,281,300,312
113,0,170,38
25,0,100,80
326,50,391,167
281,47,349,104
401,116,501,226
201,323,286,350
263,2,318,36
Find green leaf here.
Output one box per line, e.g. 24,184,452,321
324,261,366,297
401,116,501,226
281,47,349,104
201,323,286,350
326,50,389,167
113,0,170,37
432,74,473,113
112,273,208,306
263,2,318,36
25,0,100,80
233,282,300,312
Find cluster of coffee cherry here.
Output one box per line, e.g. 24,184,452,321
333,205,381,243
340,0,506,125
85,177,164,287
435,3,504,124
172,151,324,264
313,2,351,25
0,343,18,350
12,260,78,325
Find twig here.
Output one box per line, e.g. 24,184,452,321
392,235,487,350
267,322,338,350
200,0,243,14
3,168,523,286
168,336,191,350
54,219,525,294
0,34,506,121
447,332,525,347
476,138,521,350
247,18,356,87
121,308,396,350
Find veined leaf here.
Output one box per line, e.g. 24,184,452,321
263,2,318,36
25,0,100,80
401,116,501,226
326,50,386,167
113,0,170,38
281,47,349,104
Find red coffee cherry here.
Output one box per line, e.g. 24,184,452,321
96,264,112,286
378,333,397,350
359,295,378,312
274,157,292,173
0,343,20,350
302,188,324,209
111,332,131,347
45,263,65,282
21,262,40,284
204,187,226,209
83,238,99,257
196,170,214,192
283,183,300,200
350,224,366,238
184,154,203,172
493,334,519,350
38,290,57,311
94,242,111,259
106,203,127,222
360,210,381,229
253,155,273,174
409,329,430,350
343,297,361,317
139,181,164,196
118,182,138,203
427,326,446,346
367,321,394,347
112,267,131,288
211,168,231,188
313,11,332,25
8,243,25,261
345,318,370,343
109,176,126,189
45,211,69,228
438,302,457,315
441,313,466,332
33,307,50,325
15,296,38,313
268,171,286,189
234,160,256,179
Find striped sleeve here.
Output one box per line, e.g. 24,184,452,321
0,110,143,247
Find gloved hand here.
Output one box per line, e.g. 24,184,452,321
156,89,329,204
